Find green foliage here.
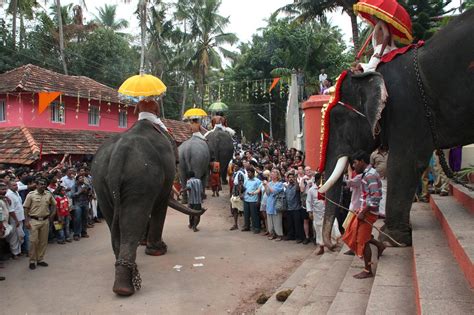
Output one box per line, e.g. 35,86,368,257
403,0,453,40
67,28,139,87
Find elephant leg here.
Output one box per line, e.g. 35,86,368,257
380,150,430,246
96,189,120,258
113,201,150,296
145,199,168,256
221,167,228,185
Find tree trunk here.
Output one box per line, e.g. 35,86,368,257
19,14,25,49
180,77,188,118
348,10,359,53
11,0,17,49
56,0,68,75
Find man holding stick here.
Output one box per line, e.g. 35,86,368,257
342,150,385,279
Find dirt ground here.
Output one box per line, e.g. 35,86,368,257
0,187,315,315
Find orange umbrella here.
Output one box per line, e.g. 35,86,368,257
354,0,413,44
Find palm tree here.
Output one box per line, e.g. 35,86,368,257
7,0,18,49
56,0,68,74
185,0,238,106
93,4,129,31
279,0,360,52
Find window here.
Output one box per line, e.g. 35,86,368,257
51,102,65,123
0,100,5,122
88,105,100,126
118,111,127,128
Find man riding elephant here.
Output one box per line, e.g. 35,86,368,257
206,111,235,136
137,98,179,164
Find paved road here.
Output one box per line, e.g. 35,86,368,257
1,189,314,314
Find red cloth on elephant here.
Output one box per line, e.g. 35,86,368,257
210,161,221,191
341,212,378,258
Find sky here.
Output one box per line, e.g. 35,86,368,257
57,0,354,45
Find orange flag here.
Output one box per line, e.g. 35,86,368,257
268,77,280,92
38,92,61,114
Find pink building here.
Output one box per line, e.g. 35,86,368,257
0,64,191,166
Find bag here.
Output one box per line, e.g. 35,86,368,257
274,191,287,212
230,196,244,212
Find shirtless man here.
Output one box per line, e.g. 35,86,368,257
189,118,207,140
356,17,397,73
206,112,235,136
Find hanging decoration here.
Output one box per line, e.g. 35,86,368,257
31,92,35,113
107,97,111,113
76,91,80,119
87,91,91,112
59,94,64,121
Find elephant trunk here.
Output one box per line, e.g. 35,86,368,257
322,179,342,250
321,155,348,250
168,198,206,216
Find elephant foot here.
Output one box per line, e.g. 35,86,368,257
379,224,412,247
145,241,168,256
113,265,135,297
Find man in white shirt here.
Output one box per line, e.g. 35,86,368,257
0,182,21,258
6,181,24,256
319,69,327,94
136,98,178,164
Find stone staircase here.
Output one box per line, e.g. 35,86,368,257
256,182,473,314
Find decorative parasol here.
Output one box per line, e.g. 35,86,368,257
118,74,167,97
354,0,413,44
183,108,208,120
208,101,228,112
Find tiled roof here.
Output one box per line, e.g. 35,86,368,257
0,121,193,165
0,127,116,165
0,64,122,103
163,118,193,144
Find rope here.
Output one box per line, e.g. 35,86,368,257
325,196,405,247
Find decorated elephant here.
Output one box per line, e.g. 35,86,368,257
319,10,474,247
92,119,205,296
205,129,234,184
178,135,210,203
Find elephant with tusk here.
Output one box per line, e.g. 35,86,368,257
92,119,205,297
320,9,474,248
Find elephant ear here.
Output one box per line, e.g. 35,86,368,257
352,72,388,137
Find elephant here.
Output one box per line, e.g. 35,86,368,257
205,129,234,184
319,10,474,247
178,135,211,203
91,119,206,296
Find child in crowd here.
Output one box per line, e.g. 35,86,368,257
54,186,72,244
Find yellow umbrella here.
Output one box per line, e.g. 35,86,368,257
118,74,167,97
183,108,208,119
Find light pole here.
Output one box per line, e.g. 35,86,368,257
256,102,274,139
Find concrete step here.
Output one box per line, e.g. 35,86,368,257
276,250,339,314
366,247,416,314
256,252,322,315
326,247,378,314
450,182,474,215
411,203,474,314
298,245,354,315
430,194,474,288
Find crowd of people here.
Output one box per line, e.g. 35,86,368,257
0,158,100,280
0,137,457,282
222,142,337,255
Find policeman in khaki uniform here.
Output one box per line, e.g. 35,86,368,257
23,178,56,270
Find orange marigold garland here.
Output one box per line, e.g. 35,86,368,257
318,70,348,173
